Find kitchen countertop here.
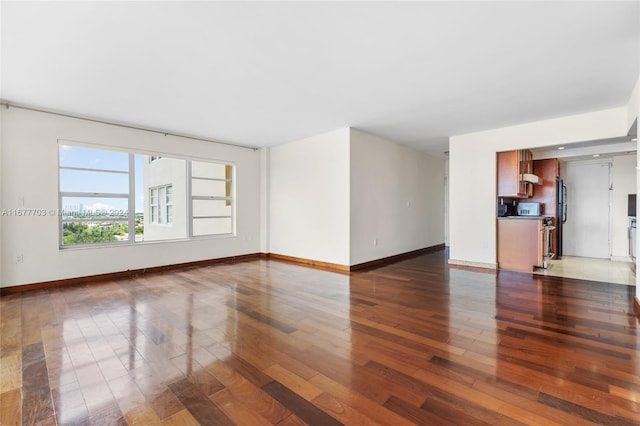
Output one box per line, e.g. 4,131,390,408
497,216,548,220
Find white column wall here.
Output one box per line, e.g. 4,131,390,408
259,147,270,254
268,128,351,266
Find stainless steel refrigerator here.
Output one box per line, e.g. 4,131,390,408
556,178,567,258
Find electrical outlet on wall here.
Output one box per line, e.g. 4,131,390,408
16,254,23,264
373,238,379,246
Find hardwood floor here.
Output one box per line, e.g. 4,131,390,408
1,250,639,425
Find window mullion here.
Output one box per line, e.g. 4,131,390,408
187,161,193,238
128,153,135,244
60,166,128,174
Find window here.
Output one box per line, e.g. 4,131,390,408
150,188,159,223
166,186,173,224
59,145,130,246
190,161,233,236
149,185,172,225
58,142,234,247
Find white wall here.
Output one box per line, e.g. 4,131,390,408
0,108,3,286
635,83,640,294
349,128,445,265
611,154,637,260
1,107,261,287
449,107,629,267
269,128,351,266
628,78,639,131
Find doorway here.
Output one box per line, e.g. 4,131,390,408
561,161,611,258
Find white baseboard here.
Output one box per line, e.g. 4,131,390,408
448,259,497,270
610,255,632,262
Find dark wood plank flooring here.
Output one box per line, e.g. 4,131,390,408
1,250,639,425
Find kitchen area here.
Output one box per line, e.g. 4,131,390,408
496,141,637,285
497,149,563,272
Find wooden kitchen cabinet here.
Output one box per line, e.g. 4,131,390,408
497,149,533,198
497,218,544,272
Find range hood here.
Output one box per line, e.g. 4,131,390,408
521,173,541,184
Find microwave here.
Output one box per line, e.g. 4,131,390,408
517,202,541,216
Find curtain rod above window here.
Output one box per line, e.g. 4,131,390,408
0,101,260,151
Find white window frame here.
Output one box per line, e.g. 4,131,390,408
58,141,235,248
189,162,234,238
58,143,133,248
150,187,159,224
165,186,173,224
149,185,172,225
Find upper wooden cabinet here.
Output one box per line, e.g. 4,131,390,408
497,150,533,198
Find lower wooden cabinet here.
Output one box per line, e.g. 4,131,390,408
497,218,543,272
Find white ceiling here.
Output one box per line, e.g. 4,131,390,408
1,2,639,158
